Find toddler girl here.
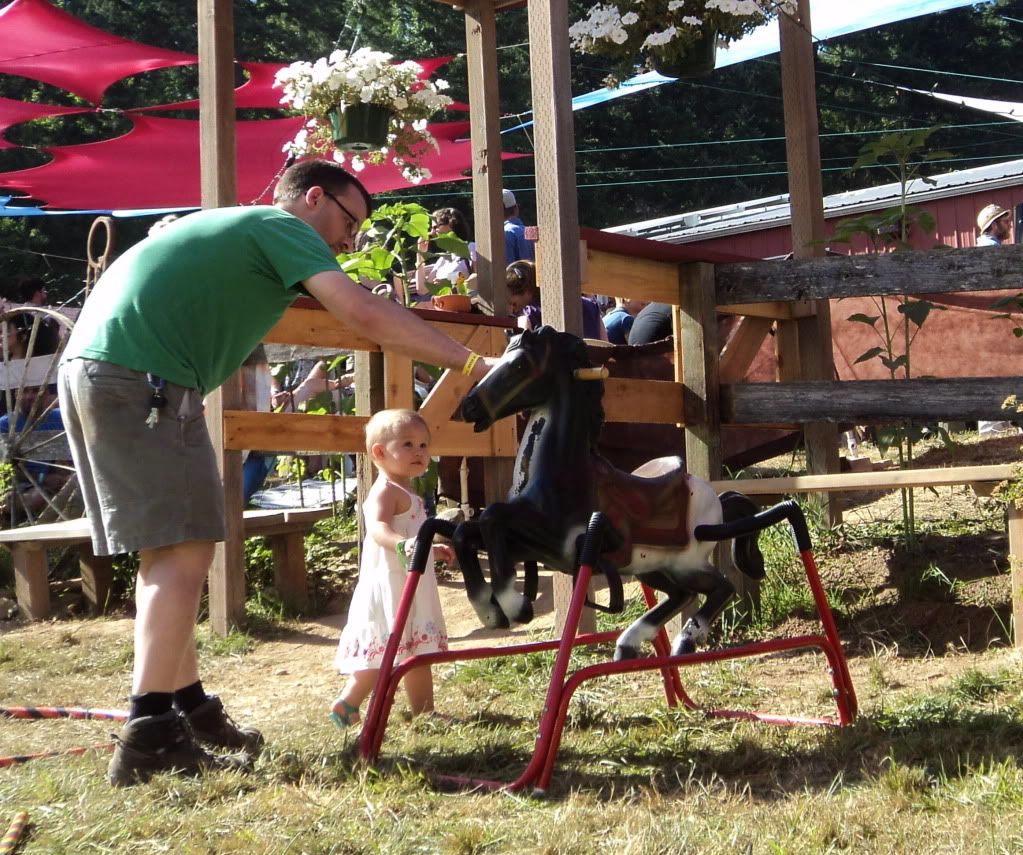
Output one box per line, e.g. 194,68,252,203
331,409,451,726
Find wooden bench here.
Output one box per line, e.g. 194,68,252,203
711,463,1022,647
0,507,334,620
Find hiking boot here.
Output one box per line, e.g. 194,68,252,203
185,695,265,754
107,710,251,787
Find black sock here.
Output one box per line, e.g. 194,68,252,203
129,691,173,721
172,680,209,715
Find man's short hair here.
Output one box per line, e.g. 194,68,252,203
274,160,373,219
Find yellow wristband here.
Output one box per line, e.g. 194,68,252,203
462,351,482,376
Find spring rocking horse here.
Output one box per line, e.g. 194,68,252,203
456,325,766,659
359,326,857,793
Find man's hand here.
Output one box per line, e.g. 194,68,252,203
470,355,501,383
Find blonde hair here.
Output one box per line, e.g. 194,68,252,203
365,408,430,456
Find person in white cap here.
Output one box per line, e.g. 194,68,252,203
975,202,1019,435
976,203,1012,246
503,188,535,263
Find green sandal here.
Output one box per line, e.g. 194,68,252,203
329,698,361,730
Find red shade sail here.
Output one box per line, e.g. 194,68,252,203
0,115,516,209
0,0,520,209
0,0,197,105
0,96,87,148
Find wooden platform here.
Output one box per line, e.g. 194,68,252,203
0,507,334,621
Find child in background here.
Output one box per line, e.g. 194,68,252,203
331,409,451,727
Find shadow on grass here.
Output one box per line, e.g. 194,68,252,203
381,698,1023,801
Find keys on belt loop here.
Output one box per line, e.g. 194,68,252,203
145,373,167,428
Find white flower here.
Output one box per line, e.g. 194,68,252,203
274,45,453,186
642,26,678,48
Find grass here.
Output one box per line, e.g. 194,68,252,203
2,447,1023,852
3,613,1021,853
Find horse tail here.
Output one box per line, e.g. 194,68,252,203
718,490,767,580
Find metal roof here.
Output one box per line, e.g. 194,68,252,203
607,158,1023,244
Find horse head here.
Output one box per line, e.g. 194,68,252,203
461,326,603,440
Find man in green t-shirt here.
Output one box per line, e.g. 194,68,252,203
58,160,494,786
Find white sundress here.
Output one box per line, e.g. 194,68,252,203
335,482,448,673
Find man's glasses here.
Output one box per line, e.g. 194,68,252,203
321,189,362,241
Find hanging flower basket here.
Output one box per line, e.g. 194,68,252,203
328,103,392,152
649,25,718,79
275,48,452,184
569,0,781,87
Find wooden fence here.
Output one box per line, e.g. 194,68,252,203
208,239,1023,644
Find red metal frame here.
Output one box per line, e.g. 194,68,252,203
358,544,856,795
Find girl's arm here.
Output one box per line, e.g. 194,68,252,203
363,481,409,553
364,481,452,564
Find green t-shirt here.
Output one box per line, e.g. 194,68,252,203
63,206,340,394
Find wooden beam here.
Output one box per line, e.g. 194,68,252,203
198,0,236,206
779,0,840,524
719,316,773,385
528,0,583,337
12,544,48,620
464,0,507,313
355,350,385,546
710,462,1016,495
719,301,817,320
198,0,244,635
602,378,685,424
716,244,1023,305
1009,501,1023,649
383,354,415,410
679,262,720,479
527,0,591,632
584,248,680,304
722,377,1023,424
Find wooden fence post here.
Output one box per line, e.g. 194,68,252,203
678,263,756,615
198,0,245,635
779,0,841,525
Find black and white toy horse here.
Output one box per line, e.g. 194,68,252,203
454,326,766,661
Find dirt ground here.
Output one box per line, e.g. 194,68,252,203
1,429,1021,726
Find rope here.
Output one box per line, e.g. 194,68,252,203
0,743,115,770
0,706,126,770
0,811,28,855
0,706,127,721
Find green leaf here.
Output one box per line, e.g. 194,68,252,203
881,354,909,372
898,300,941,327
848,313,880,327
853,347,884,364
432,232,471,258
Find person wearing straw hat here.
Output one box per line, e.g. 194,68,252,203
976,203,1013,246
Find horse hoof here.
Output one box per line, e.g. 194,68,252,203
515,600,534,624
613,645,641,662
477,607,510,629
672,636,697,656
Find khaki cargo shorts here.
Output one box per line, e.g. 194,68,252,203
58,359,226,556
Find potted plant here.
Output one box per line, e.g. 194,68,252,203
429,273,474,313
335,201,471,310
274,48,453,184
569,0,783,85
